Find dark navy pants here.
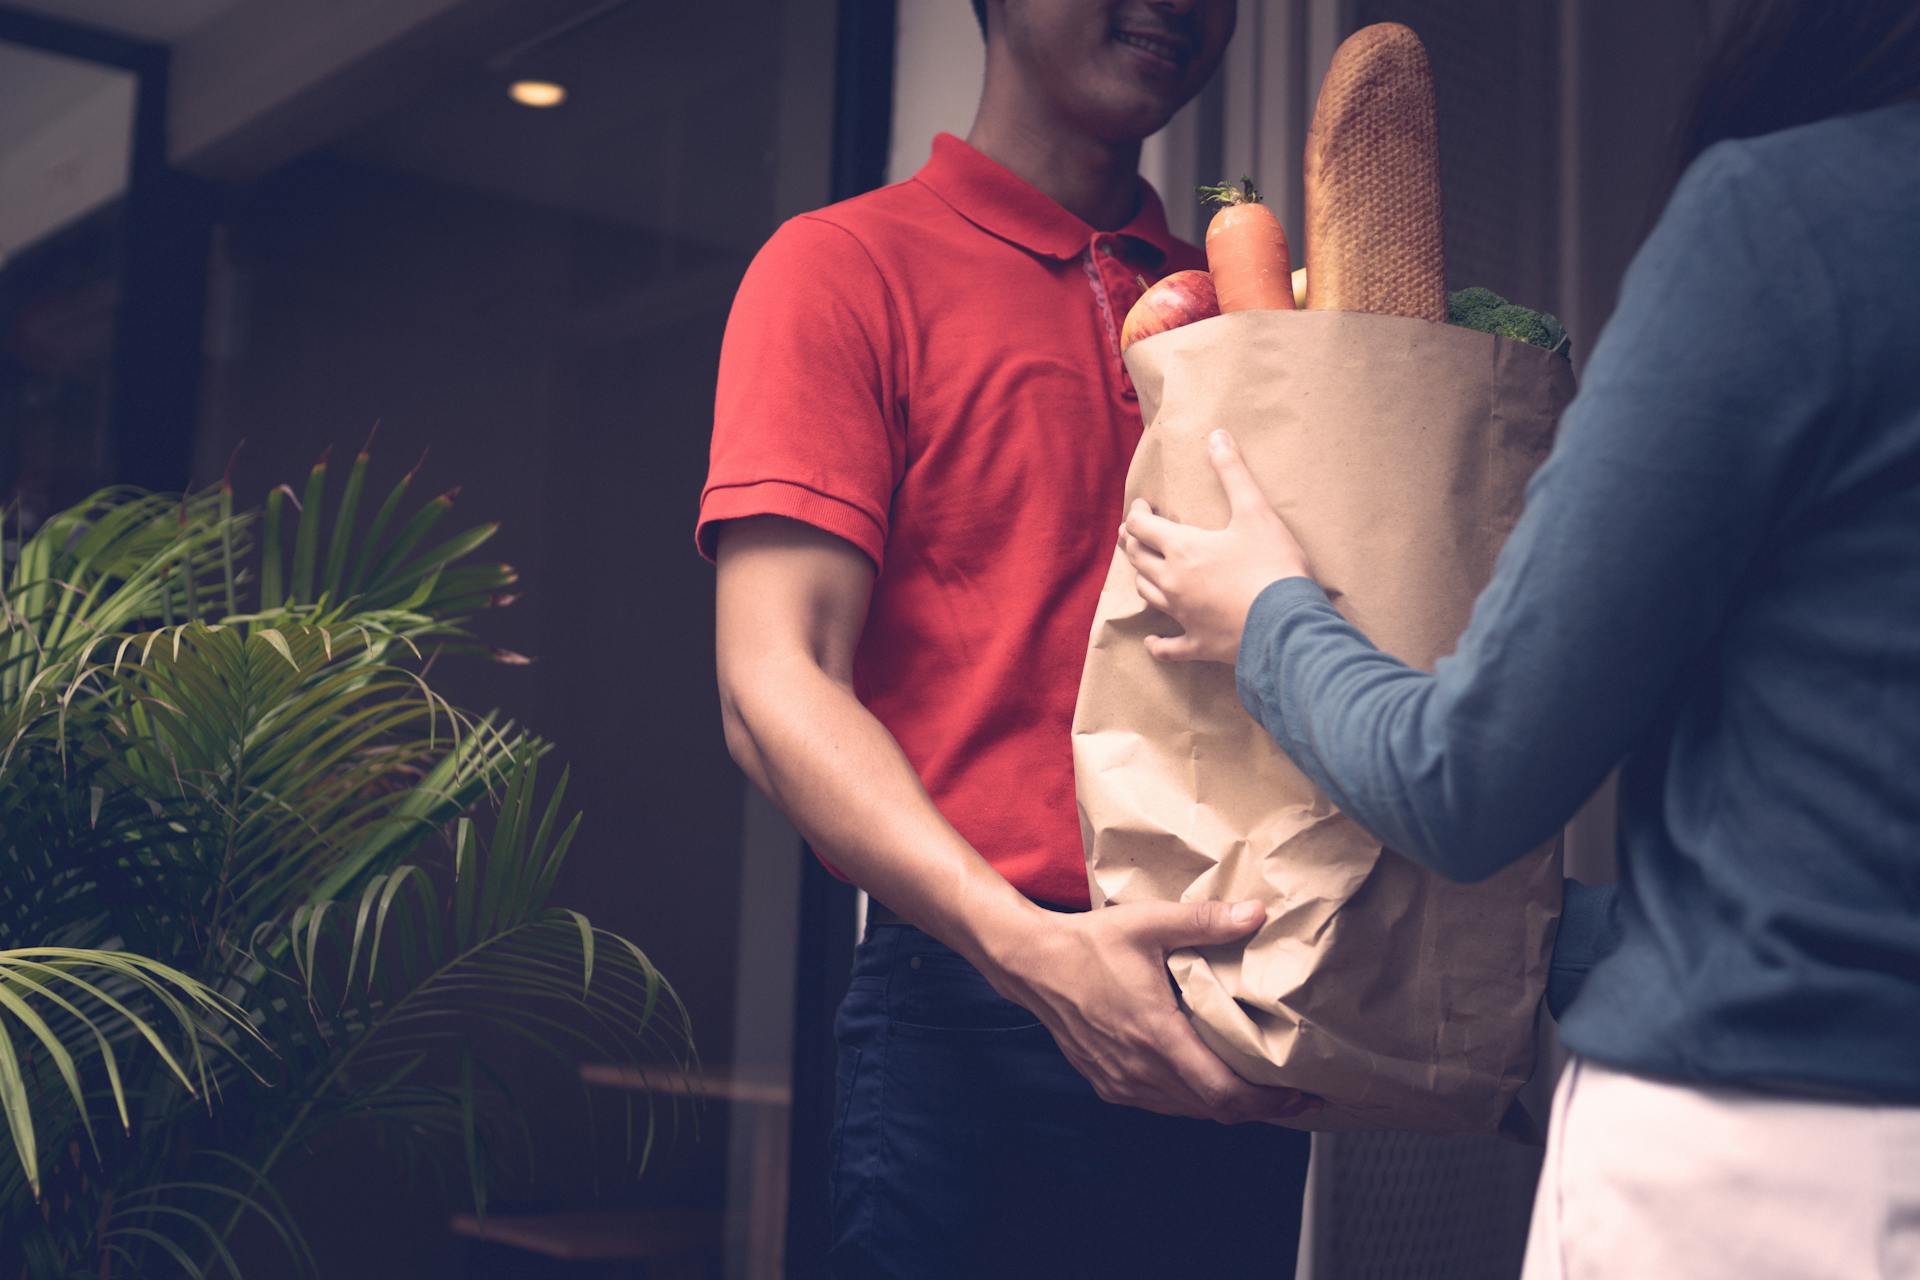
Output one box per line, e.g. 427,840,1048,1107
828,923,1311,1279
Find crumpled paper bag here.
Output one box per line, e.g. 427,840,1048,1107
1073,308,1572,1133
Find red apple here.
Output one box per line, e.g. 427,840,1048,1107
1120,269,1220,353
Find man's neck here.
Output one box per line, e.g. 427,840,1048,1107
966,68,1143,231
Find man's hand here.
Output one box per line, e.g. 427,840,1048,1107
1120,430,1313,665
983,898,1319,1124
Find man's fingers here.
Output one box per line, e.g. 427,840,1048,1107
1156,1011,1284,1122
1123,499,1179,554
1206,431,1273,521
1133,572,1172,614
1130,897,1266,951
1268,1090,1324,1121
1093,1012,1322,1124
1157,1012,1321,1124
1217,1083,1323,1125
1075,1039,1215,1120
1144,633,1202,663
1131,1064,1228,1122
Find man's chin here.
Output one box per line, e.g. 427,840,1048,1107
1088,98,1185,146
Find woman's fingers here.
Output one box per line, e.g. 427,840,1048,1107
1144,633,1202,663
1134,572,1171,613
1118,523,1163,564
1207,431,1274,520
1121,535,1185,637
1124,499,1179,553
1120,529,1171,614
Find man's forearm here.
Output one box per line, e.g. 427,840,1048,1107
724,653,1042,970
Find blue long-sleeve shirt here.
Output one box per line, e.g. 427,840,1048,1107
1236,103,1920,1101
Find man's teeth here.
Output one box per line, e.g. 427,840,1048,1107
1116,32,1183,61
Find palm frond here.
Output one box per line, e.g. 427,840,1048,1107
102,1150,318,1280
245,754,689,1228
3,453,685,1277
0,950,261,1199
2,489,241,699
256,444,512,627
12,617,530,966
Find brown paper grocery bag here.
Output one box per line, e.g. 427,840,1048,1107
1073,308,1573,1134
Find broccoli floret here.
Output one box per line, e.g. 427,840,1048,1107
1447,287,1571,360
1446,285,1507,331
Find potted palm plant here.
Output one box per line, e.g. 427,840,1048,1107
0,441,688,1276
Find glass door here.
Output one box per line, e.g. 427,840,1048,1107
0,38,137,521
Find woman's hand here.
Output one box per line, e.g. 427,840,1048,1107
1119,430,1313,664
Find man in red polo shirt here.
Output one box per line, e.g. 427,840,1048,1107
702,1,1310,1274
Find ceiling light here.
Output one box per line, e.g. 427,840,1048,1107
509,80,567,108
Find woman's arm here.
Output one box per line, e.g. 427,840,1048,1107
1140,140,1844,881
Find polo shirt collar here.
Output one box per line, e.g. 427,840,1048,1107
915,132,1178,265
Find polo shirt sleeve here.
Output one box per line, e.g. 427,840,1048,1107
697,214,905,572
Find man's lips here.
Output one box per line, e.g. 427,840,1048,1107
1114,29,1193,71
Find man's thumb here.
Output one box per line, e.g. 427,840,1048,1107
1141,898,1266,949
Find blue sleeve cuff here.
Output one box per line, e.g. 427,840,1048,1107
1235,576,1337,725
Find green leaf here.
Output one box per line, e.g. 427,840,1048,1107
347,453,423,597
562,909,595,997
359,488,456,599
262,485,289,611
256,628,299,672
322,438,372,604
0,1019,40,1198
291,449,330,604
102,1225,212,1280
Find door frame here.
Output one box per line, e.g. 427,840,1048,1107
779,3,896,1276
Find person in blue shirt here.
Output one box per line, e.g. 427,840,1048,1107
1118,2,1920,1274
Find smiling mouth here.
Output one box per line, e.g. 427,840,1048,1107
1114,29,1191,69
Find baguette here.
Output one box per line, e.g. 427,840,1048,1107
1303,23,1447,321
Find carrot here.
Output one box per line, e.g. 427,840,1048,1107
1197,178,1295,312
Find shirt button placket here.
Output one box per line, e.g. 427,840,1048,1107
1097,238,1145,402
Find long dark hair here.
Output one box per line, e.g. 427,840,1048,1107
1681,0,1920,164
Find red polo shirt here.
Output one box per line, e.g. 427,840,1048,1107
698,133,1203,908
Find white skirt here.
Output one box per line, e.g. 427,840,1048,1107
1521,1057,1920,1279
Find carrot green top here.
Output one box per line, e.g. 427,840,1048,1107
1197,177,1264,207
